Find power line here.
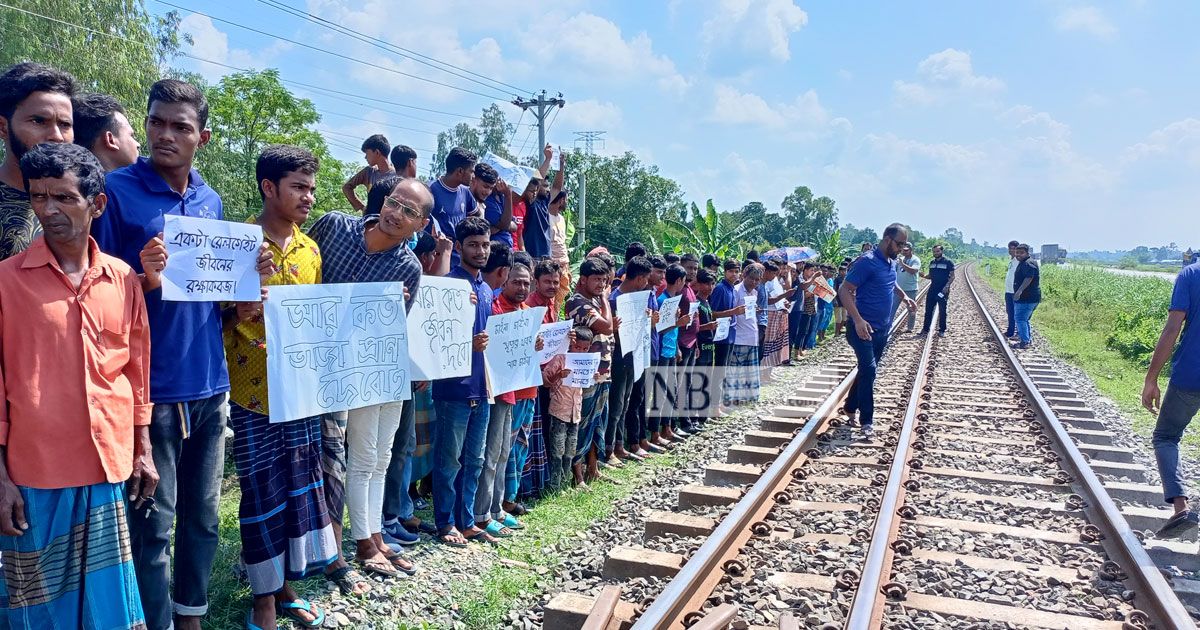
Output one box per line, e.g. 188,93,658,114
0,3,483,122
253,0,532,97
153,0,512,101
507,109,526,147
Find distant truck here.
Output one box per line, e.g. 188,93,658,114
1041,244,1067,264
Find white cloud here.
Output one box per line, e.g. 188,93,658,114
179,14,289,81
710,84,828,127
555,99,624,132
894,48,1005,106
522,13,688,95
701,0,809,62
1054,6,1118,40
1124,118,1200,166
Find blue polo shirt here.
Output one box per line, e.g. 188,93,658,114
432,265,491,401
427,179,476,268
844,246,897,332
1170,263,1200,390
710,278,738,345
92,157,229,403
523,197,551,259
482,193,513,248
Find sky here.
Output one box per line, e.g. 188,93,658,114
159,0,1200,251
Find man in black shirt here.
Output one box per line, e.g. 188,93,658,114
919,244,955,336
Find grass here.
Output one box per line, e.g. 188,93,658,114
976,260,1200,455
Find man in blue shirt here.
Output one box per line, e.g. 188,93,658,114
427,147,477,268
838,223,916,440
1143,260,1200,537
919,244,955,336
431,216,494,547
520,145,564,259
91,79,272,630
475,163,515,247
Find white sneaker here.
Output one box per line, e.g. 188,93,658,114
861,425,874,440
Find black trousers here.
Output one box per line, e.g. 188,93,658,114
922,291,949,332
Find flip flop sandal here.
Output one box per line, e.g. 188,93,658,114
404,518,438,535
1157,510,1200,538
276,598,325,629
485,520,514,538
357,557,400,578
465,530,499,546
436,528,469,548
501,513,525,530
506,502,529,516
245,611,280,630
383,553,417,576
324,566,371,596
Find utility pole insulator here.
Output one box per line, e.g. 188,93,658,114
512,90,566,157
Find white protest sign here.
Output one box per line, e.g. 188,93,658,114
616,290,653,380
714,317,731,342
536,320,573,365
265,282,410,423
162,215,263,302
743,294,757,322
564,352,600,388
485,307,547,396
656,294,683,332
689,301,700,325
482,152,532,193
407,276,474,380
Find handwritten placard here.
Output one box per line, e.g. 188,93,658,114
535,320,573,365
265,282,410,423
162,215,262,302
564,352,600,388
743,294,757,322
406,276,474,380
616,290,652,378
485,307,547,396
714,317,731,342
657,295,683,332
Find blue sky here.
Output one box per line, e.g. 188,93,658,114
163,0,1200,251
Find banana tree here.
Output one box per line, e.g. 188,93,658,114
665,199,760,259
812,230,856,266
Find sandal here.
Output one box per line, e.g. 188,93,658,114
276,598,325,629
382,551,417,575
357,556,400,578
403,517,437,535
324,566,371,596
245,610,280,630
436,527,468,548
504,502,529,516
484,520,514,538
465,529,499,546
500,513,525,530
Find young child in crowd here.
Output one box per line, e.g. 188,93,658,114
542,327,595,489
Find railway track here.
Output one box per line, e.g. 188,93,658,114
542,266,1197,630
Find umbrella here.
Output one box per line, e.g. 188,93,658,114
763,246,819,263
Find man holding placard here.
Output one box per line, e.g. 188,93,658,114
307,178,429,579
92,79,273,630
222,145,336,627
431,216,494,546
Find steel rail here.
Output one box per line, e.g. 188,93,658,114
628,285,928,630
961,265,1194,629
843,302,937,628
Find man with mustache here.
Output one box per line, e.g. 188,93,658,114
0,62,78,260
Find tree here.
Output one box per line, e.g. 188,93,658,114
565,151,683,251
429,103,514,176
780,186,839,245
196,69,351,223
738,201,787,247
0,0,186,161
666,200,757,260
812,230,856,266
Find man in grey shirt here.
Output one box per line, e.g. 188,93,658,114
893,243,920,331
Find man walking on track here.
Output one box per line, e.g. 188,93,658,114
1143,257,1200,537
838,223,916,440
919,244,955,337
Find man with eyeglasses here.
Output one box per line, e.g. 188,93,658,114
306,178,430,583
838,223,916,440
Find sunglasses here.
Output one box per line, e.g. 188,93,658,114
383,195,424,220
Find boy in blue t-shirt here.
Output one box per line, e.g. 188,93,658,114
1143,261,1200,537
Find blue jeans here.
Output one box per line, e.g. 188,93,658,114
1004,292,1016,337
129,392,227,629
383,397,417,523
804,312,819,349
1152,385,1200,503
845,328,889,427
431,400,490,532
1014,301,1038,343
505,398,535,503
817,300,833,334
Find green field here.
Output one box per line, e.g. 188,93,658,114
977,260,1193,453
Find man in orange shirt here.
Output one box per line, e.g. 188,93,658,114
0,142,155,628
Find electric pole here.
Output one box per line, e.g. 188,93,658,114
512,91,566,157
572,131,605,248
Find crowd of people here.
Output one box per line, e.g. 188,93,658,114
0,62,920,630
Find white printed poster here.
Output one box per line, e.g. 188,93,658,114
481,152,534,193
162,215,263,302
656,295,683,332
265,282,410,423
616,290,652,379
535,320,573,365
713,317,731,342
743,294,757,322
688,301,700,325
485,307,547,396
407,276,474,380
564,352,601,388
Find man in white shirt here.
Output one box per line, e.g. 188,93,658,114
893,244,920,332
1004,239,1019,339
